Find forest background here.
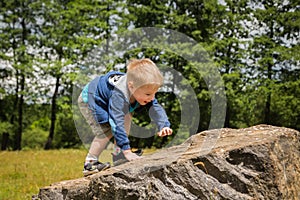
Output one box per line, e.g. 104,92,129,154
0,0,299,151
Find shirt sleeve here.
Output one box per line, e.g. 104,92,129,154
148,98,171,131
108,90,131,150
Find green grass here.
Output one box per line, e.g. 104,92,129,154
0,149,97,200
0,148,156,200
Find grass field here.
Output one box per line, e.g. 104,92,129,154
0,148,156,200
0,148,112,200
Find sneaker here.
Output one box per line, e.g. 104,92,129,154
132,149,143,156
83,161,111,176
112,151,128,166
112,149,143,166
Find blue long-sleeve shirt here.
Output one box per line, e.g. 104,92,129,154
82,71,170,150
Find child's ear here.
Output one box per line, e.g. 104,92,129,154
128,81,134,90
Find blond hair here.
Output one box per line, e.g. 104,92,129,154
126,58,163,88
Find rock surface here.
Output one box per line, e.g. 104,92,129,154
33,125,300,200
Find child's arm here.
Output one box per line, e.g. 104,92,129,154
148,98,172,136
109,92,142,161
109,92,131,151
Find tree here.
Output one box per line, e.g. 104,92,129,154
247,0,300,126
39,0,122,149
0,0,38,150
209,0,252,128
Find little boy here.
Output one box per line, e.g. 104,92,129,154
78,58,173,176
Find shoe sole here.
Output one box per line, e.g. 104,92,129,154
113,159,128,166
83,165,110,177
112,150,142,166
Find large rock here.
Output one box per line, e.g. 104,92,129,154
33,125,300,200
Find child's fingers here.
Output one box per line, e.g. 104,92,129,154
167,128,173,135
157,128,173,137
161,130,167,137
164,128,172,136
158,130,166,137
157,131,162,137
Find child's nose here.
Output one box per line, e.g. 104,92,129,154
150,95,155,101
146,95,154,102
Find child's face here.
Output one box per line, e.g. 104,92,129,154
129,84,158,105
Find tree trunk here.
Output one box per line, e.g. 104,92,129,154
45,76,60,150
1,132,9,150
224,103,230,128
264,89,271,124
264,18,274,125
13,14,27,151
14,73,25,150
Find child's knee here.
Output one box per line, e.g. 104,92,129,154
95,123,113,139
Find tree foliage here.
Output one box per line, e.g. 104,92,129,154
0,0,299,150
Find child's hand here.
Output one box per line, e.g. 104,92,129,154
157,127,173,137
123,149,142,161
